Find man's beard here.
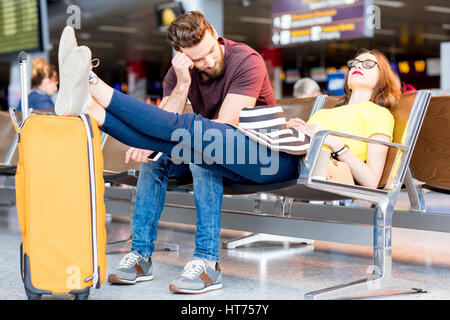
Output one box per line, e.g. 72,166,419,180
198,46,225,80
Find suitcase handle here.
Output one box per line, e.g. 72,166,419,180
19,51,30,121
9,106,20,134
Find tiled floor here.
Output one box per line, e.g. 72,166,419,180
1,190,450,300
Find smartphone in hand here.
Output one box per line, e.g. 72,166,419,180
147,151,163,162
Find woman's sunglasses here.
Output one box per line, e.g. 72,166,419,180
347,59,378,70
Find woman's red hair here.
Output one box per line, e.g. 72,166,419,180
336,49,401,110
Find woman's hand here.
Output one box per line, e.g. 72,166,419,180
295,122,344,151
286,118,306,128
300,123,326,138
287,119,326,140
287,119,332,147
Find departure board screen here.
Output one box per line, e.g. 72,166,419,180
0,0,42,55
272,0,374,47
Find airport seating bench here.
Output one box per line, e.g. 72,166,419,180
99,91,448,299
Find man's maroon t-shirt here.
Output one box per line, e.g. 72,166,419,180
163,38,276,120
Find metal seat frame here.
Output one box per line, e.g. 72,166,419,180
297,90,431,299
81,91,433,299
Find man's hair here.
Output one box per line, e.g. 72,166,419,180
293,78,321,98
167,11,215,51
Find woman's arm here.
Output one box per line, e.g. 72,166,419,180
298,123,390,188
328,134,390,188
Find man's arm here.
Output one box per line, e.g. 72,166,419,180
159,82,189,113
160,51,194,113
125,52,194,164
214,93,257,126
214,54,271,126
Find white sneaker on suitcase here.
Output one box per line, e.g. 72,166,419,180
58,26,78,68
55,46,92,116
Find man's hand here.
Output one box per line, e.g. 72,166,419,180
125,147,153,164
172,51,194,87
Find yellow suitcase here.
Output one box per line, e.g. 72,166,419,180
11,52,107,300
11,113,107,300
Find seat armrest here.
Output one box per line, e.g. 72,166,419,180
298,129,408,185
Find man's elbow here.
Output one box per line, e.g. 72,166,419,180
215,117,238,127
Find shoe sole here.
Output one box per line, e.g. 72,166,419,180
169,282,223,294
58,26,77,68
54,47,91,116
108,273,153,285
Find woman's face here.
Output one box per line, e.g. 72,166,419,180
347,53,379,92
40,73,59,95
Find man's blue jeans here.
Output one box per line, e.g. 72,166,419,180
131,154,224,262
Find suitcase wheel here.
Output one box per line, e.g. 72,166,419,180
71,292,90,300
26,291,41,300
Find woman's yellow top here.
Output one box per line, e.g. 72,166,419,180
307,101,395,162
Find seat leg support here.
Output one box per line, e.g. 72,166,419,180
223,196,314,249
304,203,428,300
223,233,314,249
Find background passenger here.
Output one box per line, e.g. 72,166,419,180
18,57,58,112
292,77,321,98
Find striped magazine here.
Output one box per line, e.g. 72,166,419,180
237,105,310,155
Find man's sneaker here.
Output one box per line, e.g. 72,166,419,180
108,252,153,285
54,45,92,116
169,259,222,294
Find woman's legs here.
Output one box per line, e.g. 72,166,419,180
86,81,300,184
89,75,114,108
86,98,106,126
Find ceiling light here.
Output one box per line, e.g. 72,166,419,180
135,44,167,52
98,25,138,34
443,24,450,30
79,40,114,49
424,6,450,14
79,33,91,40
239,16,272,25
374,29,397,36
240,0,251,7
421,33,450,41
373,0,404,8
223,34,248,41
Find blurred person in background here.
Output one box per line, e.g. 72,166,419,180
293,77,321,98
393,72,417,94
18,57,58,111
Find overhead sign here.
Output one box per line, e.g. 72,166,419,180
327,71,346,96
272,0,374,47
0,0,42,55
